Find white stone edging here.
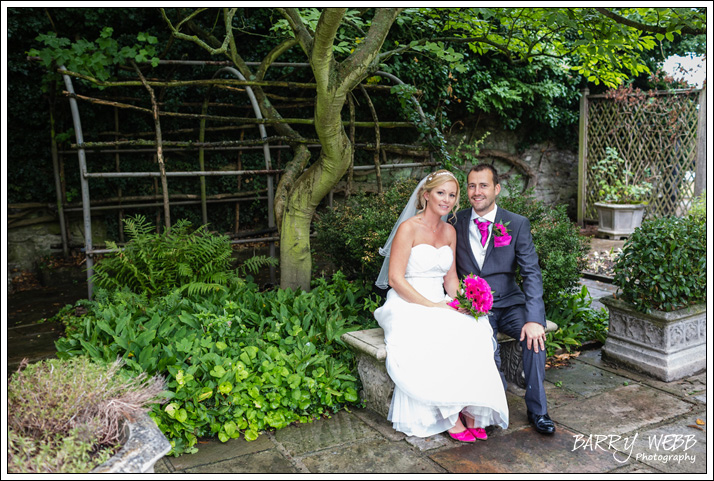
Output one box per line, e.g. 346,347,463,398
91,411,171,473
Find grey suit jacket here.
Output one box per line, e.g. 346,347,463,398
453,207,546,327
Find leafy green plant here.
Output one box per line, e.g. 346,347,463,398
28,27,160,86
592,147,654,204
545,285,609,356
688,189,706,222
92,215,235,297
7,356,166,474
498,187,590,308
54,272,378,456
613,215,706,313
314,178,419,284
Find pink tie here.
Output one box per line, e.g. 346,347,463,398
475,219,491,247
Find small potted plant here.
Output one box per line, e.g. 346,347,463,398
601,192,706,381
591,147,654,238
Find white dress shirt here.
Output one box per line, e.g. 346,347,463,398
469,205,499,270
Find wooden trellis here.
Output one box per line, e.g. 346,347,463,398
578,87,706,223
51,59,435,298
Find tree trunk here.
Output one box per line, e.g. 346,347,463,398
279,92,353,290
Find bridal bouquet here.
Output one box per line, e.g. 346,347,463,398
447,274,494,317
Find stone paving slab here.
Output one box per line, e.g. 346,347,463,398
183,448,298,474
552,383,694,437
575,349,707,403
167,433,274,471
543,381,585,410
625,410,707,474
429,424,623,473
350,407,406,442
545,359,635,398
300,437,445,474
272,410,379,457
502,391,531,432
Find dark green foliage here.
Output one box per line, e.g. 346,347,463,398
498,188,590,308
545,285,609,356
314,178,420,284
54,272,379,456
91,215,234,297
613,214,706,313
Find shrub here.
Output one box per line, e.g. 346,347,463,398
54,272,379,456
613,214,706,313
314,178,419,283
498,187,590,307
7,357,166,474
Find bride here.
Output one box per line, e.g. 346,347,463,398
374,169,509,442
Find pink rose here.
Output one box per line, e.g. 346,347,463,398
447,298,461,310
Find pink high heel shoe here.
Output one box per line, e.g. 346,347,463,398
460,413,488,441
447,428,477,443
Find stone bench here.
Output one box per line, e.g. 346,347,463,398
341,321,558,418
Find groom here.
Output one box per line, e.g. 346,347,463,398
453,164,555,435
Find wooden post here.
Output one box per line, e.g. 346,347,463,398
347,93,355,198
115,107,125,243
694,87,706,196
360,85,383,194
577,88,589,226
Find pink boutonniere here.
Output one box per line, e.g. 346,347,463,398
493,221,512,247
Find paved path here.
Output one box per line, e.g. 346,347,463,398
154,346,707,474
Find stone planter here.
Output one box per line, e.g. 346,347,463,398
90,412,171,473
601,296,706,382
594,202,646,239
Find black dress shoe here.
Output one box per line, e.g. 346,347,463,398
527,411,555,435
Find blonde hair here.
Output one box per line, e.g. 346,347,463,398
416,169,460,216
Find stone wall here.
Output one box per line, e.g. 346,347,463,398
452,123,579,218
7,211,108,272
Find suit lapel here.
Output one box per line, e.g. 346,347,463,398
459,209,481,275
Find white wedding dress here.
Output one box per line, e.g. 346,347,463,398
374,244,509,437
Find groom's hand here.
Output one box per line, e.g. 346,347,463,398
520,322,546,353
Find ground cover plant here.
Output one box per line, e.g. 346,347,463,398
53,215,380,456
7,356,166,473
55,273,378,456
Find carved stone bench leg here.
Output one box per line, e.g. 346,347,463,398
355,352,394,419
499,339,526,389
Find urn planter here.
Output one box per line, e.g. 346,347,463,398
594,202,646,239
90,412,171,473
601,295,706,382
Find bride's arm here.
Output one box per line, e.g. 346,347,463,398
443,225,460,299
388,221,443,308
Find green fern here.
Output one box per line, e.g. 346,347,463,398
239,255,279,277
91,215,237,297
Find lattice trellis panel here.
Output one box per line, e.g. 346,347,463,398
584,90,700,220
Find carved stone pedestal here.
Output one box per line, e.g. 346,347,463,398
601,296,706,382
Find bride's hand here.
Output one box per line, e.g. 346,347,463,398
433,300,452,309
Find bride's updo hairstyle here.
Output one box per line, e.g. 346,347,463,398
416,169,460,216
